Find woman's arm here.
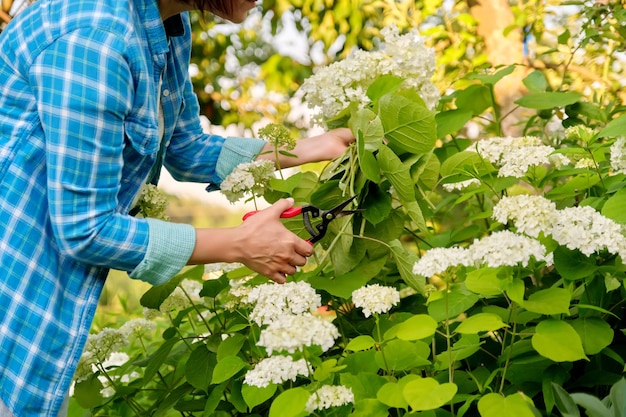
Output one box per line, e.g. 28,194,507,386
255,127,354,168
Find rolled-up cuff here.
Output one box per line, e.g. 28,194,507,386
129,219,196,286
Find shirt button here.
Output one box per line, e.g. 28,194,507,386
162,89,170,97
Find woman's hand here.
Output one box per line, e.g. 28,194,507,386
189,199,313,284
256,127,355,168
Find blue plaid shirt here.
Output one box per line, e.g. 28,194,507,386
0,0,264,415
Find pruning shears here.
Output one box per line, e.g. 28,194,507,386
242,195,362,243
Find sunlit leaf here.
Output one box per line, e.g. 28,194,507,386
531,319,588,362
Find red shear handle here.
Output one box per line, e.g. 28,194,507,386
242,206,303,221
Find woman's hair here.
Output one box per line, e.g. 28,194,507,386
193,0,232,16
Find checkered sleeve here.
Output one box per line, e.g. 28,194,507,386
29,28,151,272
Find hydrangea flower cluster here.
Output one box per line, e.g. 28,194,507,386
299,25,440,125
243,355,310,388
258,314,340,354
442,178,480,192
351,284,400,317
258,123,296,151
135,183,170,220
610,137,626,174
493,195,626,258
247,281,321,325
305,385,355,413
471,136,570,178
159,279,203,314
244,281,340,389
220,160,275,203
492,195,558,238
413,230,552,278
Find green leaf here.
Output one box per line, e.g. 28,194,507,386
609,378,626,417
553,246,597,280
367,74,404,101
465,267,506,297
597,114,626,139
551,383,581,417
308,253,387,298
523,288,571,315
377,146,416,202
468,65,516,85
375,339,431,371
570,393,610,417
143,337,178,386
403,378,458,411
242,384,277,411
217,334,246,360
523,70,549,93
200,274,228,298
505,278,525,306
388,314,438,341
531,319,588,362
211,355,246,384
455,313,508,334
515,92,583,110
345,335,376,352
570,317,614,355
186,344,216,391
377,381,409,409
427,290,479,322
269,387,309,417
351,108,384,151
477,392,538,417
602,187,626,224
439,150,485,179
203,383,227,416
389,239,424,294
73,375,104,409
436,109,473,138
140,265,204,309
378,92,437,155
350,399,391,417
313,358,346,381
361,185,392,225
453,84,492,116
269,172,304,193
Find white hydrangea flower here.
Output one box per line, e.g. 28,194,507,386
492,195,558,238
258,314,339,354
413,247,472,277
467,230,553,268
119,318,156,339
135,183,170,220
225,277,255,310
551,205,626,257
299,26,439,125
143,307,161,320
159,279,203,313
351,284,400,317
472,136,559,178
548,153,571,168
243,355,310,388
220,160,275,203
442,178,481,192
83,328,128,364
610,137,626,174
247,281,322,325
574,157,596,169
305,385,355,413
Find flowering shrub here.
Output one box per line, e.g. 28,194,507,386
73,26,626,417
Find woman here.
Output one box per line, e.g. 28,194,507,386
0,0,353,415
